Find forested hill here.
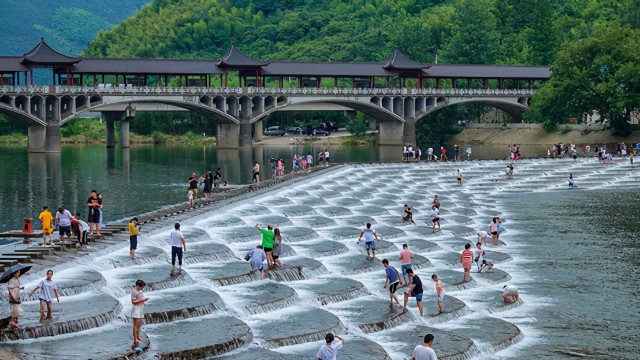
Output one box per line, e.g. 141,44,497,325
86,0,638,65
0,0,150,56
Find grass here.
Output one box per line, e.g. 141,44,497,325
340,135,376,146
0,131,216,145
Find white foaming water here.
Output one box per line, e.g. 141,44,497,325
9,158,638,359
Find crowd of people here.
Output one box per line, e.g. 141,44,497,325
8,159,533,358
35,190,103,247
405,145,473,162
188,168,226,205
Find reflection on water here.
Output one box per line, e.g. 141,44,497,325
0,144,381,232
0,142,614,233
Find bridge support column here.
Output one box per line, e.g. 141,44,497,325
402,119,416,146
45,124,61,153
28,125,46,153
102,112,118,148
217,123,240,149
239,119,252,148
377,121,405,146
120,120,130,148
253,120,263,143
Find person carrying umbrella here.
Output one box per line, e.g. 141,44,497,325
28,269,60,322
2,264,32,329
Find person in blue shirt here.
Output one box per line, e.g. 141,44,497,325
382,259,404,305
403,268,424,316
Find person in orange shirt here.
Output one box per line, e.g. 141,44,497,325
38,206,54,246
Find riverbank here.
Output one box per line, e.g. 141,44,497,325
0,132,217,146
451,123,640,146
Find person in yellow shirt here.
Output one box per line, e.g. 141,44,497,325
129,217,140,260
38,206,54,246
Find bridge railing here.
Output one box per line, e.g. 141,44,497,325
0,86,243,96
247,87,536,96
0,85,536,97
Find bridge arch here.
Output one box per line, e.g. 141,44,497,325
0,95,47,126
60,97,241,125
415,98,530,122
249,98,405,124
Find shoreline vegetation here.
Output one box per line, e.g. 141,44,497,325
1,127,638,147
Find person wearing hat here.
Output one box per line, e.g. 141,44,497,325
131,279,149,350
316,332,344,360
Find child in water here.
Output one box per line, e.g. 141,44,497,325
187,189,194,207
569,174,576,188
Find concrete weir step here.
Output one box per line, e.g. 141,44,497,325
0,255,32,263
7,251,43,260
17,247,55,255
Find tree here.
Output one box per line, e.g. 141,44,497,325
441,0,501,64
527,23,640,135
346,112,368,138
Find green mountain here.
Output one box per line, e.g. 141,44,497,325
85,0,638,66
0,0,151,56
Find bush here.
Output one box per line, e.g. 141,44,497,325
542,119,558,132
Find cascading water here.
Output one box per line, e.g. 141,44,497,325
3,158,637,359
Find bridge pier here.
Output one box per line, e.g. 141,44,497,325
216,123,240,149
253,120,263,143
120,119,130,148
377,121,405,146
28,125,46,153
102,112,118,148
239,119,252,148
402,120,416,146
44,124,61,153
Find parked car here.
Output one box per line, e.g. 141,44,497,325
265,126,285,136
314,129,330,136
457,119,471,126
287,126,302,134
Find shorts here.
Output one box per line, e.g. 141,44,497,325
437,293,445,303
59,225,71,236
131,305,144,319
38,297,52,304
410,292,423,301
42,227,52,235
365,241,375,250
253,171,259,179
88,212,100,223
491,231,498,235
272,255,279,260
263,247,273,252
130,235,138,250
389,281,399,293
401,264,412,277
457,177,462,181
432,218,439,223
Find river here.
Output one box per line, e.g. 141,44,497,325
3,157,638,359
0,143,558,234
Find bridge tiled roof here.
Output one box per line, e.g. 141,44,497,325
382,49,429,70
0,57,27,72
217,45,269,68
260,61,393,77
65,57,227,75
22,38,80,66
424,64,551,79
